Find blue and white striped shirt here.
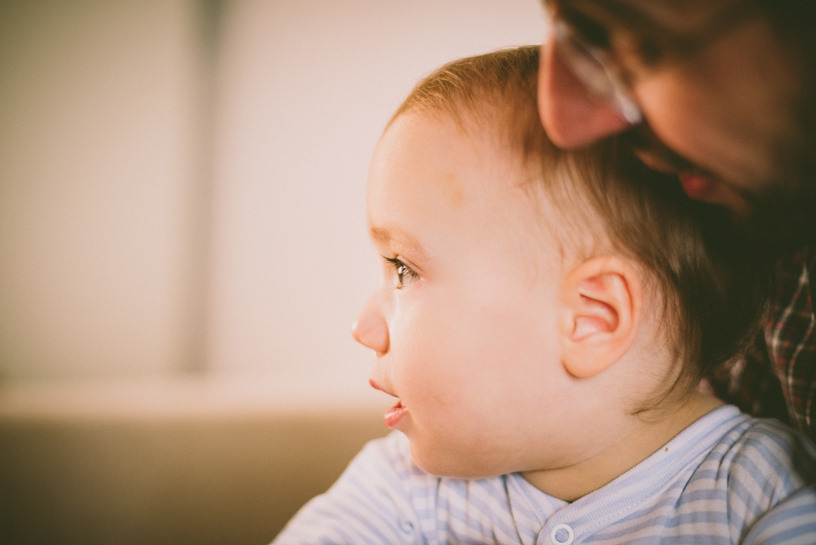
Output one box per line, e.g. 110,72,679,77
274,406,816,544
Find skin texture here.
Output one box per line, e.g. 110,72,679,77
539,0,806,210
353,111,721,501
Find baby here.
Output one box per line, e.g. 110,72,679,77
275,46,816,544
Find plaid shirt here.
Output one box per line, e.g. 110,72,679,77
708,248,816,439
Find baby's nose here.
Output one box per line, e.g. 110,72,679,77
351,297,389,356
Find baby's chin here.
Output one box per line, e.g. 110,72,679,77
408,441,513,479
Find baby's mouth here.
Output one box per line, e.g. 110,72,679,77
384,400,408,429
369,379,408,428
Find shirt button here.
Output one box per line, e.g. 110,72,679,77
399,520,414,535
551,523,575,545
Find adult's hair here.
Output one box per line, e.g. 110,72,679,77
392,45,771,406
550,0,816,85
549,0,816,46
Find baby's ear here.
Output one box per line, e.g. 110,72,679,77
559,256,642,378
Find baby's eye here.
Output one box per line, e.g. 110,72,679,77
385,257,419,289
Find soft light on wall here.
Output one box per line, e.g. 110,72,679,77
0,0,546,401
0,2,550,542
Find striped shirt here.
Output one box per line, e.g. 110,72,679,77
273,405,816,544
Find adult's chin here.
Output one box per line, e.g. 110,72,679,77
677,172,750,217
737,184,816,257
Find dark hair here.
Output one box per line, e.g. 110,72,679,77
551,0,816,67
393,45,771,402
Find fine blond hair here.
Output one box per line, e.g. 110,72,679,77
391,46,769,405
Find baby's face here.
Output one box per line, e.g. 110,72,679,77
354,112,582,478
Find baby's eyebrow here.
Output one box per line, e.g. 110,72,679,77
369,225,428,260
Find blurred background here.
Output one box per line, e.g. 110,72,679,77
0,0,545,543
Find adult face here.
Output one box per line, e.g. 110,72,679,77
538,0,816,250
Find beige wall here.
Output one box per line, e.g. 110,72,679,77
0,2,548,542
0,0,546,394
206,0,546,397
0,0,205,380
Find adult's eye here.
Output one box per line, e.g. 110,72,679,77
563,8,611,49
637,36,664,66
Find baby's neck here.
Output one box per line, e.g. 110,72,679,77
522,391,724,502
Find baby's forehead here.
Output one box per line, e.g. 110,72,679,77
392,108,536,181
374,110,567,250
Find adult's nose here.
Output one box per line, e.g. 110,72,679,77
538,39,633,148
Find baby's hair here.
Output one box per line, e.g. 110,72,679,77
391,46,770,407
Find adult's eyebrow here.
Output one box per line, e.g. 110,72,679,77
559,0,654,31
561,0,709,37
369,225,428,261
